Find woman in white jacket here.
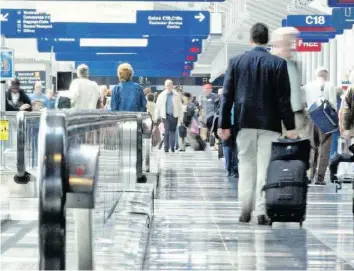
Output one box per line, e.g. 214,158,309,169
154,80,183,152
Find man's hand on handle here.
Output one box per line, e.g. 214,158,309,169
286,129,298,139
218,128,231,140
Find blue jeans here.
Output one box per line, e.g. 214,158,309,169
223,145,238,173
330,130,340,159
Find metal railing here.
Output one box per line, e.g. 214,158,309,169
37,110,152,270
15,111,41,184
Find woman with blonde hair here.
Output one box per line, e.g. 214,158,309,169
111,63,146,112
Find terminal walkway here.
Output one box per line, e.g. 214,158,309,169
144,150,354,270
1,143,354,271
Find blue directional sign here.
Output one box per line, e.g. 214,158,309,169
0,49,14,80
332,8,354,30
75,61,193,70
37,37,202,53
328,0,354,7
0,9,210,38
89,68,191,77
15,71,46,94
286,15,336,32
56,52,198,62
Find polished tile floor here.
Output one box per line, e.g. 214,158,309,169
144,150,354,270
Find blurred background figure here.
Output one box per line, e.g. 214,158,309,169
59,64,99,109
46,89,56,109
30,81,48,111
97,85,108,109
155,79,183,153
111,63,146,112
144,87,152,98
271,27,307,136
6,79,31,111
146,93,156,120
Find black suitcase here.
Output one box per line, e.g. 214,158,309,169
264,138,310,227
263,160,308,227
194,135,206,151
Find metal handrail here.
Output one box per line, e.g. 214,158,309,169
38,110,151,270
15,111,42,184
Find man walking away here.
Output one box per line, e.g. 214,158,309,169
59,64,99,109
303,67,337,185
218,23,296,225
155,80,183,153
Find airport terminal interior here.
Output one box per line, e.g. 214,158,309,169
0,0,354,270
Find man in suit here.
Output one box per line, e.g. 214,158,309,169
218,23,297,225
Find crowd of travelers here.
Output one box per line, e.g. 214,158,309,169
4,22,354,225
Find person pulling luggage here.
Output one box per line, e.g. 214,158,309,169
218,23,297,225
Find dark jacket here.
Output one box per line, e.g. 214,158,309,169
6,89,32,111
111,81,147,112
219,47,295,133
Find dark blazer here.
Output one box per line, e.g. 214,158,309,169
219,47,295,134
6,89,32,111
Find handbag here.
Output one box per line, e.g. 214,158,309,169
151,124,162,147
308,85,339,134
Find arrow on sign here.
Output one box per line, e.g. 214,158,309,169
194,13,205,22
0,13,9,22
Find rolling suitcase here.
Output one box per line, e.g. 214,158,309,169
263,138,311,227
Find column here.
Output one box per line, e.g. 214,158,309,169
323,42,330,70
306,52,312,82
311,52,318,80
301,53,306,85
329,39,337,86
317,50,324,68
336,35,344,86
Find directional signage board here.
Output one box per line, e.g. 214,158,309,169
286,15,336,32
328,0,354,7
56,52,198,62
332,8,354,30
0,9,210,38
0,49,14,80
75,61,193,70
37,37,202,53
15,71,46,94
296,39,321,52
89,69,191,77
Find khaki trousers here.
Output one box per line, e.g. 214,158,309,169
237,128,280,216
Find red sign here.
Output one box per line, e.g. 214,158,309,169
296,39,322,52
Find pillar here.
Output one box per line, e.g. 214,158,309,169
329,39,337,86
323,42,330,70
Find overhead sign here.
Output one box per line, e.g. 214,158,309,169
37,37,202,53
0,9,210,38
89,68,191,77
75,61,193,70
332,8,354,30
0,49,14,80
15,71,46,94
286,15,336,32
328,0,354,7
296,39,322,52
55,52,198,62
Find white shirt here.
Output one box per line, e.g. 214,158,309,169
11,92,20,105
60,78,99,109
303,79,337,110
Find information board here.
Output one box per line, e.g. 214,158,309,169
15,71,46,94
0,120,9,141
0,49,14,80
328,0,354,7
0,9,210,38
332,8,354,30
55,52,198,62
